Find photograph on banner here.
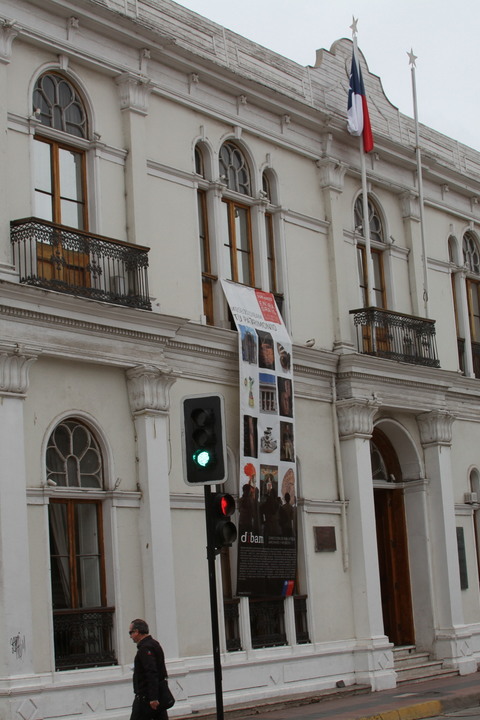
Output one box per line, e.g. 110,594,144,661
222,280,297,597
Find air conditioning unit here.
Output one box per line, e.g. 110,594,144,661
464,492,478,504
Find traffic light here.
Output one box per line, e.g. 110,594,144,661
181,394,227,485
207,492,237,550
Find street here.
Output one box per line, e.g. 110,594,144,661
431,708,480,720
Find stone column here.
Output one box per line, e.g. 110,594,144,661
417,410,476,673
126,363,179,658
0,345,37,677
336,397,395,690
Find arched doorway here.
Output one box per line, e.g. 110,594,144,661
372,428,415,646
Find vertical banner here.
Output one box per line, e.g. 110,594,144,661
222,280,296,597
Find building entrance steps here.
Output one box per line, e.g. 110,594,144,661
175,670,480,720
394,645,460,684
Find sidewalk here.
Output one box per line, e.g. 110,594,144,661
184,672,480,720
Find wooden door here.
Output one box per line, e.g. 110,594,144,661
374,488,415,646
34,137,90,288
37,233,91,288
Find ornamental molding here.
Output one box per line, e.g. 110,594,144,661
0,21,18,63
116,72,152,115
126,363,177,414
317,157,348,192
400,191,420,221
417,409,455,447
336,397,381,439
0,345,39,396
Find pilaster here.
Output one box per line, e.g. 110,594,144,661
126,364,179,659
317,158,353,350
417,410,476,674
0,22,17,265
336,398,394,690
116,72,152,245
0,347,38,677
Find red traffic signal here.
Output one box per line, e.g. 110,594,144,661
207,493,237,549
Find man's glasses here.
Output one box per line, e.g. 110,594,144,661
129,629,136,635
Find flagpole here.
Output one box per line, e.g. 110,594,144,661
360,138,374,307
352,23,374,308
408,49,429,317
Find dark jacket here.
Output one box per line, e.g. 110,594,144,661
133,635,167,701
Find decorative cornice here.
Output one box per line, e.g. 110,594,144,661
0,302,177,343
126,363,177,414
417,409,455,447
336,397,381,439
0,345,39,396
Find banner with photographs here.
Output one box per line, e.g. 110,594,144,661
222,280,296,598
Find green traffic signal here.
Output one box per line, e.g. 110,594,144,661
181,394,227,485
193,448,214,468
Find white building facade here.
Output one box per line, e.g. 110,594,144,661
1,1,480,719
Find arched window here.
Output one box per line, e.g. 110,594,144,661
219,141,251,195
463,231,480,376
46,418,116,671
262,170,279,300
220,141,254,287
32,71,91,292
33,73,89,230
194,141,284,326
195,144,215,325
370,429,402,483
463,231,480,273
47,419,103,487
33,72,87,138
354,194,386,308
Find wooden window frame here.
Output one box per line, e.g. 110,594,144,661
357,245,386,309
466,278,480,342
34,135,88,231
265,211,277,295
223,198,255,287
49,498,107,610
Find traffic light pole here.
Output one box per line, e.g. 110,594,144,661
204,485,224,720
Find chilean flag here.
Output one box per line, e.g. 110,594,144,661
347,46,374,153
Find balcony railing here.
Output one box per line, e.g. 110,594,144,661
249,597,287,649
350,307,440,368
11,218,151,310
53,608,117,671
294,595,310,644
224,597,242,651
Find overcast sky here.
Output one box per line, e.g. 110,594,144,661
174,0,480,153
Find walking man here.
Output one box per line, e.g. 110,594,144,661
129,619,169,720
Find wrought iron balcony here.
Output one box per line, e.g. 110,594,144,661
11,218,151,310
294,595,310,644
224,597,242,651
249,597,287,648
53,608,117,671
350,307,440,368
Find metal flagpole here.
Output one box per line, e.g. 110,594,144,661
351,20,374,308
408,48,429,317
360,137,374,307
